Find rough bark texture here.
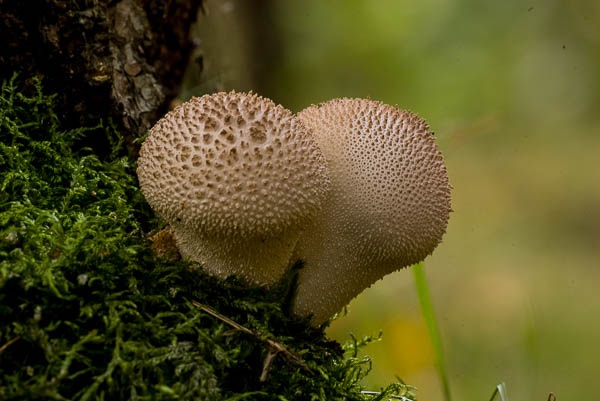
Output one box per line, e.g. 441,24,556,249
0,0,201,155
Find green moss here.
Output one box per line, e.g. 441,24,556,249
0,76,416,400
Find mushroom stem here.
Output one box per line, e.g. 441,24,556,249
291,212,364,324
174,224,302,286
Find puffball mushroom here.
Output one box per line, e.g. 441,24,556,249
137,91,329,285
292,98,451,325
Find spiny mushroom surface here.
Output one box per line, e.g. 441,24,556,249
137,91,329,285
292,98,451,325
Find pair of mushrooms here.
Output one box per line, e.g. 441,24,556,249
137,91,451,326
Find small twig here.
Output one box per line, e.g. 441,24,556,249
547,392,556,401
191,300,314,380
193,300,254,335
0,336,20,355
260,348,279,382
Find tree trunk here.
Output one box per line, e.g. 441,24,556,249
0,0,201,155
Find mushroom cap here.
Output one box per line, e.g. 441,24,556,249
137,91,328,238
292,97,451,324
299,97,451,265
137,91,330,285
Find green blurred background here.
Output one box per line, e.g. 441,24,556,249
187,1,600,399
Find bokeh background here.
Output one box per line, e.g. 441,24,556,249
185,1,600,400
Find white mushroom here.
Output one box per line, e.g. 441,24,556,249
291,98,451,325
137,91,329,285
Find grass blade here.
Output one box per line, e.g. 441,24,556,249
488,382,509,401
412,262,452,401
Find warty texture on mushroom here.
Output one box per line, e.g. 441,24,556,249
291,98,452,326
137,91,330,285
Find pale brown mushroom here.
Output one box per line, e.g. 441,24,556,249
137,91,329,285
291,98,451,325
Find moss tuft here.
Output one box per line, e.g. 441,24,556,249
0,75,416,400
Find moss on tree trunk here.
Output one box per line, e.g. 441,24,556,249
0,2,417,399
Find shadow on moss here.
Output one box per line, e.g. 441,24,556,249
0,75,415,400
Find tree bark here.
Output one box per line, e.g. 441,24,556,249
0,0,202,155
